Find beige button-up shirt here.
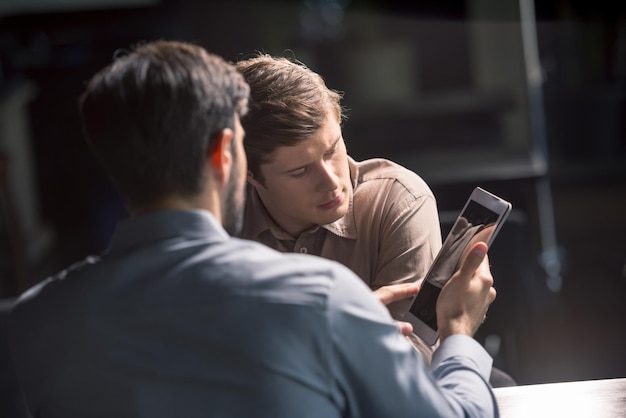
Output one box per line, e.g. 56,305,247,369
241,157,442,359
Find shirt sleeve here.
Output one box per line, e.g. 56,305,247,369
326,263,498,418
372,180,442,320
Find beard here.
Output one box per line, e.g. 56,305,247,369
222,149,245,236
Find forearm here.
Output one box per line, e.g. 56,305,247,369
431,335,498,417
329,273,498,418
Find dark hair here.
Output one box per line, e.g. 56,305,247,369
80,40,249,209
235,54,344,183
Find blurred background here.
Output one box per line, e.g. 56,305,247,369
0,0,625,397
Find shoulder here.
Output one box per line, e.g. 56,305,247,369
235,237,364,284
213,237,376,304
350,157,437,217
9,255,100,324
352,157,434,199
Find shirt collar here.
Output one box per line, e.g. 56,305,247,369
108,209,229,254
241,185,289,240
241,157,359,241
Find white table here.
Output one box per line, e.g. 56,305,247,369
493,377,626,417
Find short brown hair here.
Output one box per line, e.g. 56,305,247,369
236,54,344,182
80,40,249,209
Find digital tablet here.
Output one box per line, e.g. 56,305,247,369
403,187,512,346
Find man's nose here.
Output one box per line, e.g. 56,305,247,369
315,161,339,192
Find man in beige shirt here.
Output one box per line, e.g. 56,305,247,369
236,54,515,385
236,53,442,359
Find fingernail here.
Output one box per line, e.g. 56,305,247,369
472,247,486,257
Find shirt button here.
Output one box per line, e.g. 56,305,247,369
299,247,308,254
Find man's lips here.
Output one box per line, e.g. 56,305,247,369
318,192,344,210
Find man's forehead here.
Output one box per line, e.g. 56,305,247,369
259,111,342,169
261,141,311,170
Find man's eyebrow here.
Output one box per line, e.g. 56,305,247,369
278,135,342,175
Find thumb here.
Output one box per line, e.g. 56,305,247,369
458,241,488,279
395,320,414,337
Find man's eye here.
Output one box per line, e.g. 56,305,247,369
290,168,306,177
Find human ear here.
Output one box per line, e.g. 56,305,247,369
247,170,263,188
209,128,234,181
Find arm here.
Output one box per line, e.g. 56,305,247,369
327,248,498,417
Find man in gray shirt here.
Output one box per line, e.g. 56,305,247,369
9,40,499,417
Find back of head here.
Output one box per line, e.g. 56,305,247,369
235,54,343,182
80,40,249,210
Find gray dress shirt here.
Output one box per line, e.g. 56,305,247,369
10,210,497,417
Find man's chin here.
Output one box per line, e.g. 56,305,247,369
318,207,349,225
